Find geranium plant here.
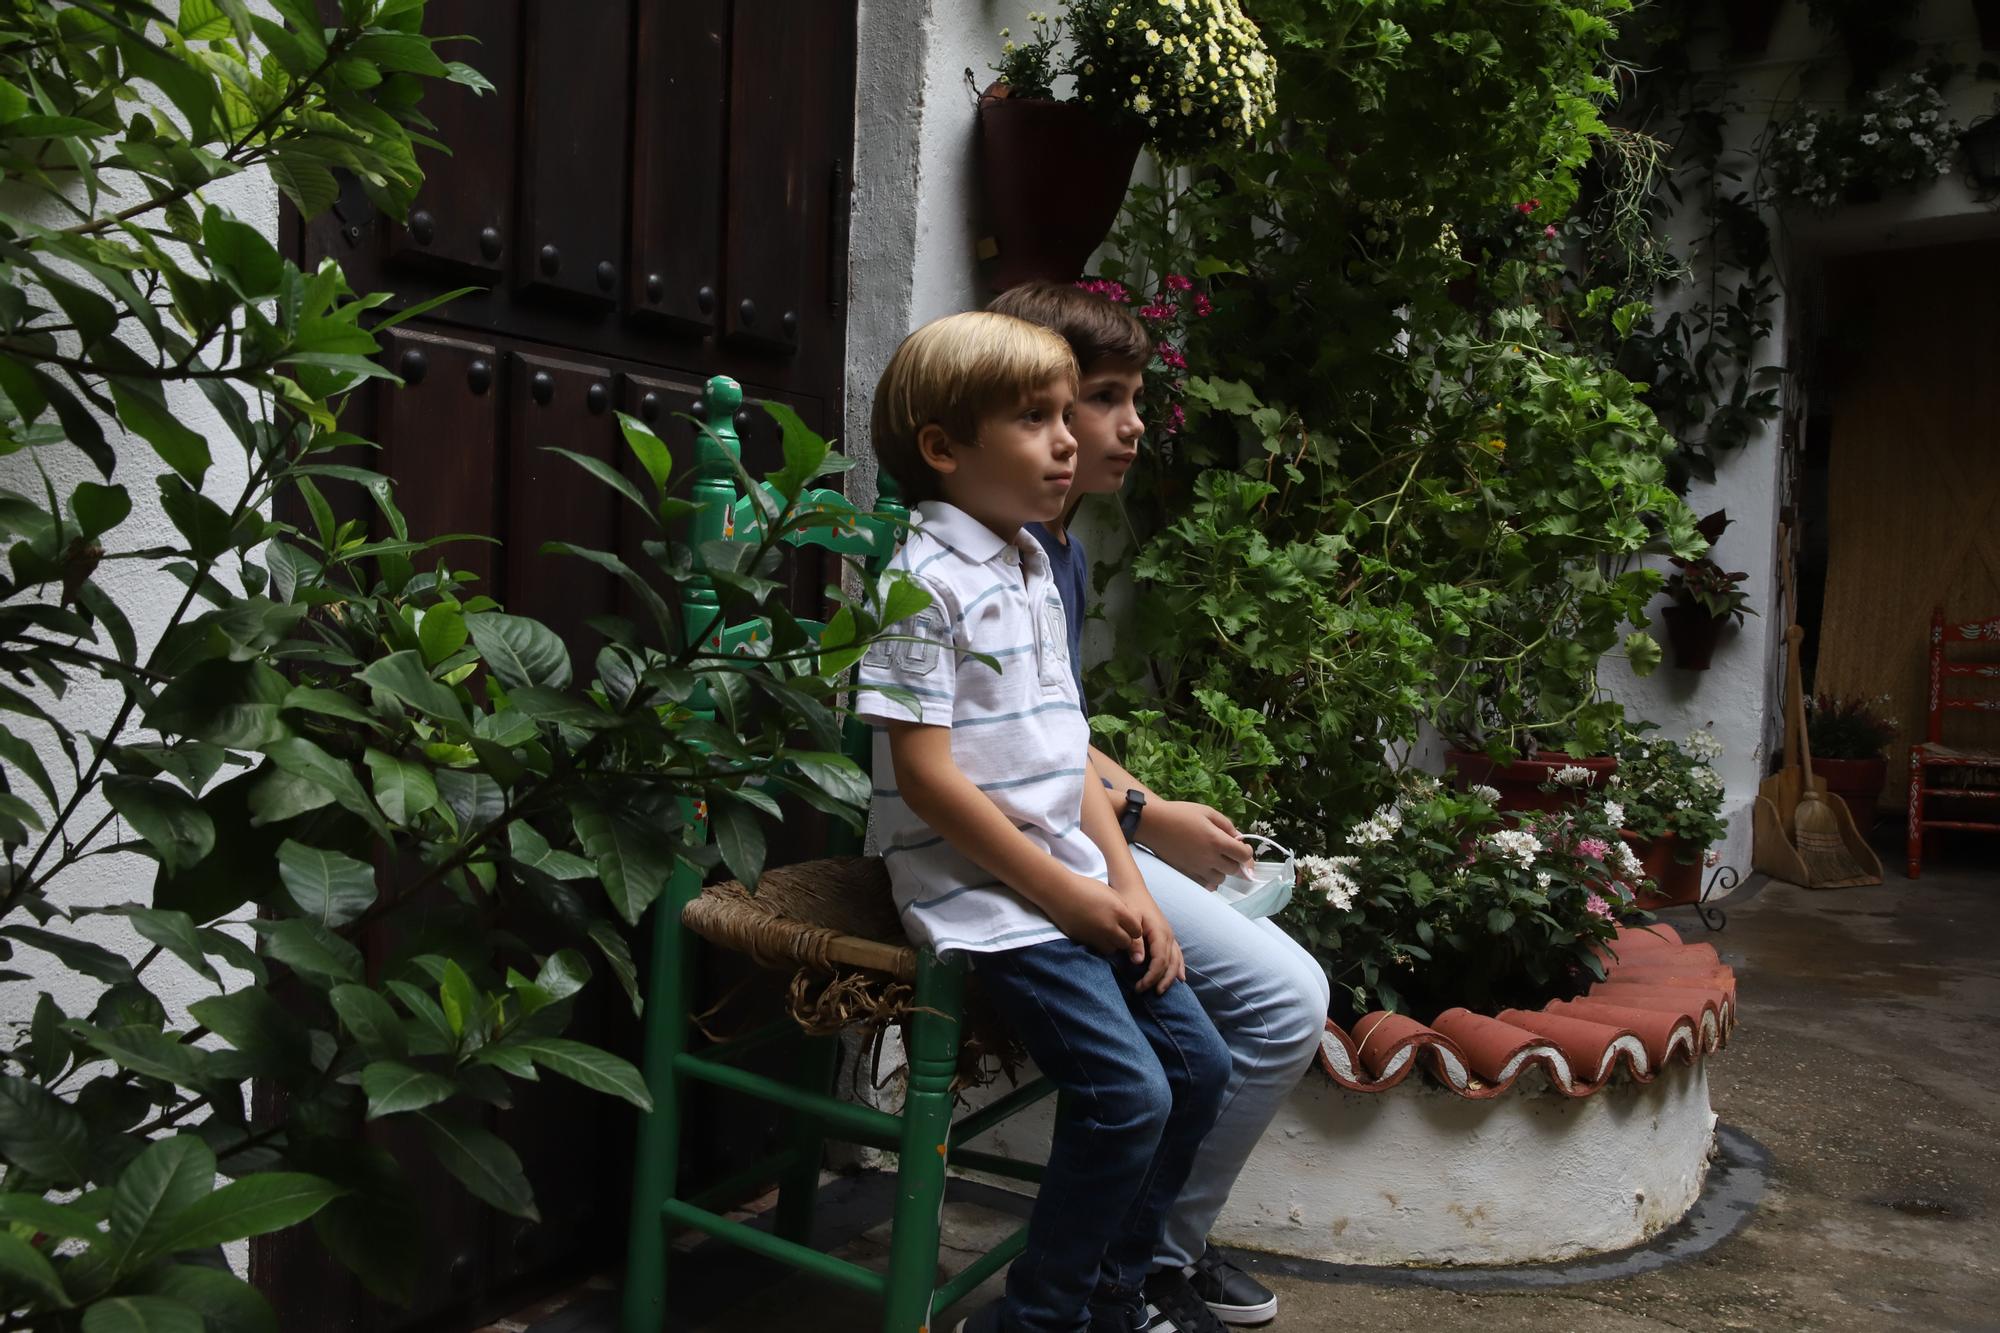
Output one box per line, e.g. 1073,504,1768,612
1805,693,1898,760
1276,775,1646,1020
1610,729,1729,862
1767,69,1961,210
986,0,1278,155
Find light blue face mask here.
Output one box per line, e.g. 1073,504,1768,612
1213,834,1294,920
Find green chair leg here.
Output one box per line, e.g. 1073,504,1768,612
880,953,964,1333
773,1034,842,1243
623,858,704,1333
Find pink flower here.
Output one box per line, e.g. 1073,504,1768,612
1515,200,1538,214
1544,224,1558,238
1158,343,1187,370
1168,402,1185,431
1136,302,1177,323
1164,273,1193,291
1075,279,1131,304
1577,837,1610,861
1585,892,1613,920
1193,293,1213,317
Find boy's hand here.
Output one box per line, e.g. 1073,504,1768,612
1130,898,1186,995
1045,872,1146,959
1143,800,1255,888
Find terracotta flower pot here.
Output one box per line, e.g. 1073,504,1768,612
976,85,1143,293
1811,755,1888,833
1625,831,1705,908
1661,603,1726,671
1728,0,1784,54
1447,750,1618,814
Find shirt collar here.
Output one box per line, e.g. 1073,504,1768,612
914,501,1047,574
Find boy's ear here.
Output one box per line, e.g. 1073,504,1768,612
916,423,960,476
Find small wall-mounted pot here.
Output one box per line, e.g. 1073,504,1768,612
1661,602,1728,671
976,84,1143,293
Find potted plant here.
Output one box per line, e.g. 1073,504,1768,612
1765,69,1961,212
977,1,1277,290
1447,748,1620,814
1805,692,1898,831
1607,729,1729,906
1661,510,1754,670
1272,776,1642,1021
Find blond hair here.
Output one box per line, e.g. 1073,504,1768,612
870,311,1079,504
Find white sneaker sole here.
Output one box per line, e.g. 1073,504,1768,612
1208,1295,1279,1325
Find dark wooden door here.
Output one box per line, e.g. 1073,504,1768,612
257,3,858,1328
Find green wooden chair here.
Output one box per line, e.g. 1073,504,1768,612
622,375,1052,1333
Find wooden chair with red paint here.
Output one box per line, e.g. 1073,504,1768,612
1906,607,2000,877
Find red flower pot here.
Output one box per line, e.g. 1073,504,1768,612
1625,831,1705,908
976,86,1143,292
1661,603,1727,671
1810,755,1888,833
1447,750,1618,814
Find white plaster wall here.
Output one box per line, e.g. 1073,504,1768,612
1602,0,2000,886
959,1064,1717,1266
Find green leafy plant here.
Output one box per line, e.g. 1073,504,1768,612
1804,693,1898,760
1276,775,1644,1019
1766,69,1962,209
1664,509,1754,624
0,3,912,1325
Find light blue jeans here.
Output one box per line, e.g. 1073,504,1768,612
1133,846,1332,1269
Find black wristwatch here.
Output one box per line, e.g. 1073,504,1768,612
1117,789,1147,843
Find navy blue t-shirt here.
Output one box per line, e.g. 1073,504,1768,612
1026,521,1087,705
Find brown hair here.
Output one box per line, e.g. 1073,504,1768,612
987,281,1153,374
870,311,1079,504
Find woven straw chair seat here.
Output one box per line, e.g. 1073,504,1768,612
681,855,915,981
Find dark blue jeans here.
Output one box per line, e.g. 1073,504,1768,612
970,937,1231,1333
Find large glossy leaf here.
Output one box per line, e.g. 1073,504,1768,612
467,612,571,690
186,988,312,1081
0,1075,93,1186
262,738,390,841
275,839,378,928
569,799,676,924
355,650,466,728
249,919,362,986
147,660,294,750
81,1296,206,1333
133,1265,278,1333
328,985,407,1061
415,1110,538,1221
145,1173,343,1254
359,1061,454,1119
502,1037,652,1110
110,1135,216,1269
0,1229,70,1311
0,925,135,985
113,908,220,986
103,777,215,875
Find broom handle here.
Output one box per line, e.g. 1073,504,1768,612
1778,525,1804,778
1789,623,1816,783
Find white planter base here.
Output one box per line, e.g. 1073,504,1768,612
959,1061,1715,1268
1212,1062,1716,1266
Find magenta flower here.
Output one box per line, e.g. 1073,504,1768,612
1585,892,1613,920
1163,273,1193,292
1159,343,1187,370
1136,303,1177,322
1193,293,1213,317
1168,402,1186,430
1544,224,1558,238
1577,837,1610,861
1075,279,1131,304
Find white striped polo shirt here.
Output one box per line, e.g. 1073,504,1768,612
855,500,1106,958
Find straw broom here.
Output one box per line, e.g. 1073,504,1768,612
1792,670,1880,887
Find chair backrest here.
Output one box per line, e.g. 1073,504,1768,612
1925,606,2000,743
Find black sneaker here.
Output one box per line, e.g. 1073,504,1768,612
1141,1266,1228,1333
1091,1295,1202,1332
1186,1248,1278,1326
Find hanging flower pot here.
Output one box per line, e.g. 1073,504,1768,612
1447,750,1618,815
1728,0,1784,54
1661,603,1727,671
976,84,1143,293
1625,832,1705,908
1810,755,1888,832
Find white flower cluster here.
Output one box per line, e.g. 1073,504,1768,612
1347,803,1403,846
1301,854,1361,910
1768,72,1961,211
1468,783,1503,804
1602,800,1626,828
1553,764,1596,788
1684,728,1723,763
1612,838,1644,880
1484,828,1542,871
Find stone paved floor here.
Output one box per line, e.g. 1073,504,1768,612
504,841,2000,1333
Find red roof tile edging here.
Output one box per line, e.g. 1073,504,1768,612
1315,923,1736,1099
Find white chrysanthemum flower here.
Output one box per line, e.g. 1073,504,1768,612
1553,765,1595,788
1469,783,1503,805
